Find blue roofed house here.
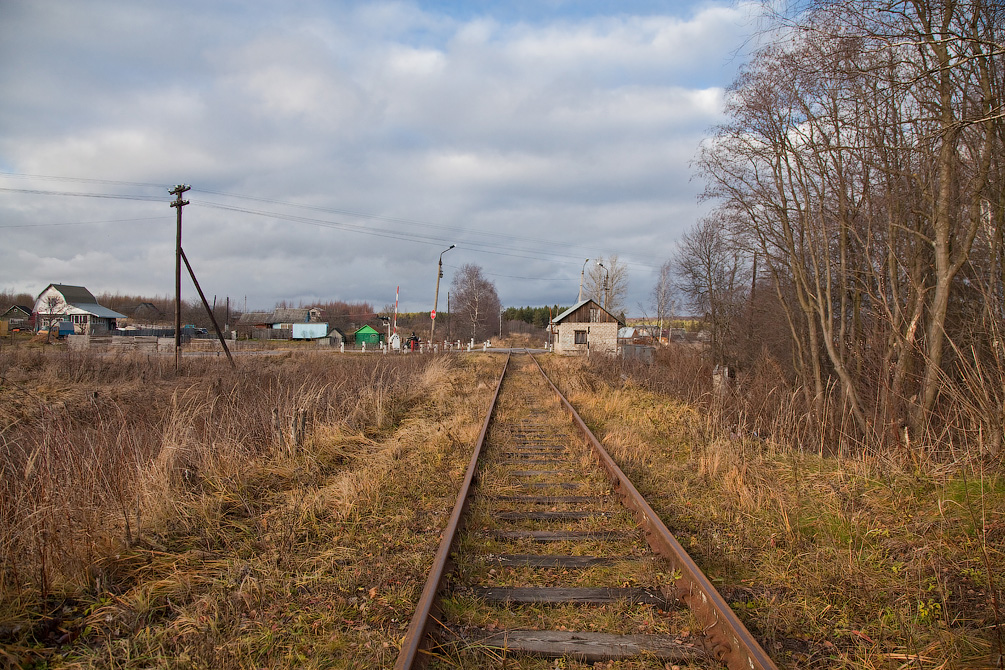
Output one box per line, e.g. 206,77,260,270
32,284,127,335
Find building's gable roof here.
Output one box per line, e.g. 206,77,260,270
48,284,97,305
551,299,622,326
117,302,163,317
236,311,272,325
353,324,379,335
552,299,592,324
2,305,32,318
270,308,310,323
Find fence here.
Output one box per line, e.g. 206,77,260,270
620,343,655,363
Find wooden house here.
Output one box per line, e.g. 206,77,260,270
1,305,32,330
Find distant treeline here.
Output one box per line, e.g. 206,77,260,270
503,305,565,329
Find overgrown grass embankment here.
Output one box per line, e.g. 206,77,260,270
540,353,1003,669
0,347,504,668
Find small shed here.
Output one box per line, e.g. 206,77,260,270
2,305,32,330
235,311,272,338
353,324,383,347
551,299,622,356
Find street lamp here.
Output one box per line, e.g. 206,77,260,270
379,315,390,346
577,258,590,302
431,244,455,344
597,261,609,311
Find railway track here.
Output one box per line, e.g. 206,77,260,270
396,353,778,670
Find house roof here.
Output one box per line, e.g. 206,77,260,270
353,324,380,335
551,299,622,325
270,308,310,323
2,305,31,318
71,303,129,319
237,311,272,325
236,308,313,325
47,284,97,305
552,299,592,324
117,302,163,317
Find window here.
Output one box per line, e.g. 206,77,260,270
590,308,599,322
574,330,587,345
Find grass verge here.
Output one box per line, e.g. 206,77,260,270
540,354,1003,669
0,348,504,668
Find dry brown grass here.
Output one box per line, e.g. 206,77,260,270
0,347,506,668
540,353,1003,669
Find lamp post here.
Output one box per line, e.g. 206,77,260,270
577,258,590,302
597,261,609,311
431,244,455,344
379,315,390,347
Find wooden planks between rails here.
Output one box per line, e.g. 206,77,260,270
394,352,778,670
529,353,779,670
394,353,511,670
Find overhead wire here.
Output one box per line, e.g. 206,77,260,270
192,186,642,264
0,171,664,272
0,171,166,189
0,216,167,229
0,186,165,202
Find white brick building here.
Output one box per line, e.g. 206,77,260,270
551,299,621,356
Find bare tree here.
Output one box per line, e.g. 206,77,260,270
673,217,746,365
584,255,629,316
40,293,66,343
650,259,677,333
450,264,501,342
696,0,1005,438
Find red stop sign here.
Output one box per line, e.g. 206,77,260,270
430,310,436,319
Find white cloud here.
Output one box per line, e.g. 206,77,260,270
0,0,761,312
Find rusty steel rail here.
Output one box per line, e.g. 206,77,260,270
530,353,778,670
394,353,510,670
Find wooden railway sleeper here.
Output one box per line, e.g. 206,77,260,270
395,353,778,670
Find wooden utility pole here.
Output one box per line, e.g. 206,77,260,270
169,184,190,372
180,248,235,368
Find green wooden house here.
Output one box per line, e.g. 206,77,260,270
353,324,383,347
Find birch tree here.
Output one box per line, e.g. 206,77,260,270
451,264,501,342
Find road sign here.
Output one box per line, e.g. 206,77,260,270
431,310,436,319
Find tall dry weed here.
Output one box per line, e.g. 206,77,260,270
559,345,1003,667
0,349,436,603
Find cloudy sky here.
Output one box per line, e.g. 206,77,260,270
0,1,763,315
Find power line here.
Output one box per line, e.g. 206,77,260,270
0,186,165,202
192,187,667,266
0,171,166,189
193,186,590,255
195,200,659,269
0,216,167,229
0,172,667,270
